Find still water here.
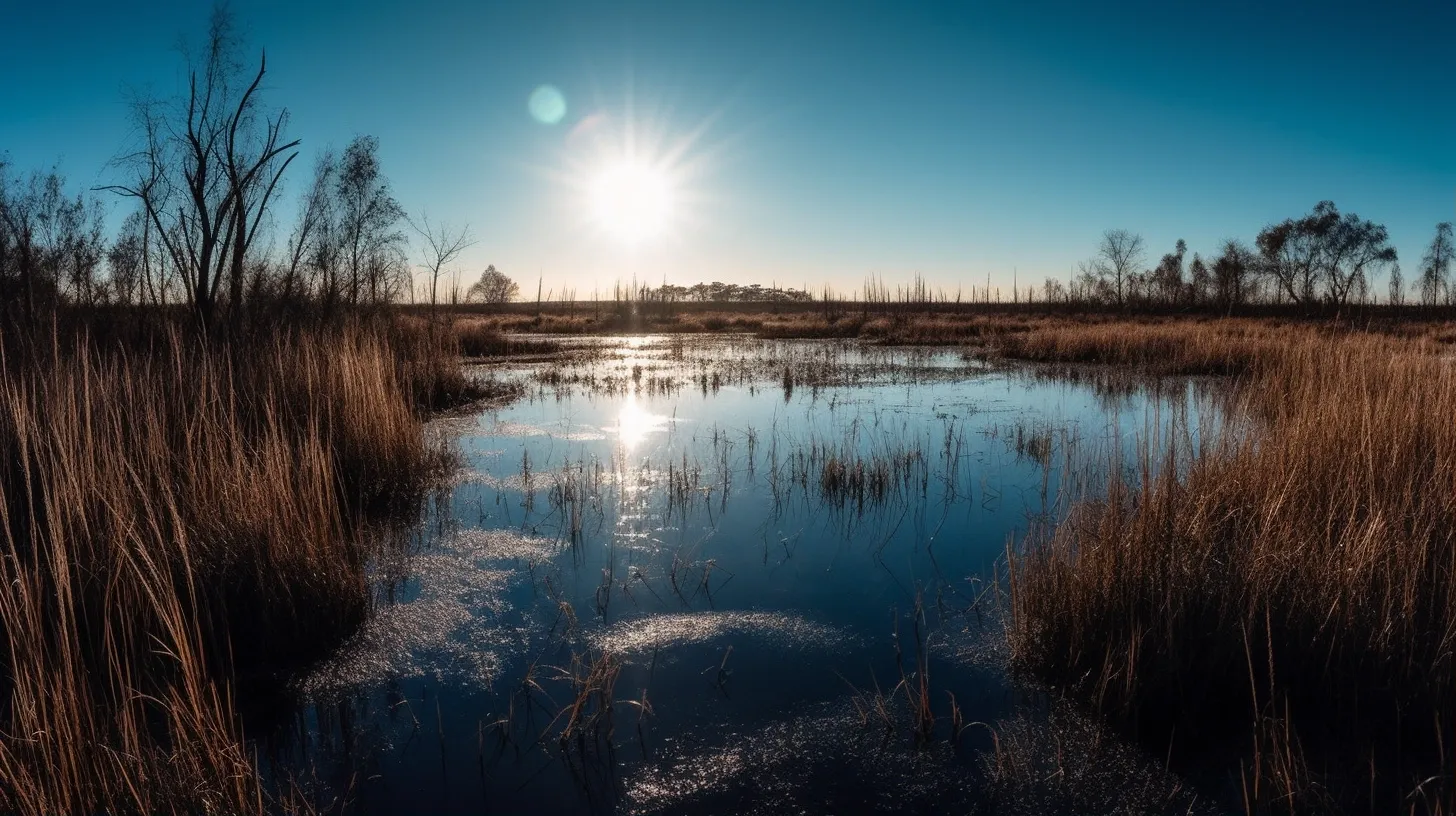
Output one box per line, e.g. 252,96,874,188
265,336,1217,814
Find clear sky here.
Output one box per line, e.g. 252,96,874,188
3,0,1452,298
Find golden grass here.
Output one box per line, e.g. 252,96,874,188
0,324,466,813
1008,327,1456,812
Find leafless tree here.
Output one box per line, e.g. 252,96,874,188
1257,201,1395,307
334,135,405,307
1188,253,1210,305
1419,222,1453,307
107,7,299,331
0,165,60,320
0,166,108,316
1082,229,1145,307
1388,263,1404,307
57,192,106,306
413,214,474,311
1211,239,1256,310
107,211,148,306
1042,276,1066,304
1257,204,1332,304
1325,211,1396,306
1150,239,1186,306
280,149,336,305
0,158,13,311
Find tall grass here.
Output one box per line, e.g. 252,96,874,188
1009,330,1456,812
0,324,467,813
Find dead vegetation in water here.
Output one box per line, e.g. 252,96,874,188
975,701,1219,816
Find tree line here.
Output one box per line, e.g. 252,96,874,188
4,7,1453,325
635,281,813,303
1055,204,1454,311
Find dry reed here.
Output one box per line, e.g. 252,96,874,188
0,323,467,813
1009,329,1456,812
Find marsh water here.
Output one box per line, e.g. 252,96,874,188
265,336,1220,814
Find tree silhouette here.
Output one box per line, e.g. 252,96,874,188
1257,202,1396,306
413,214,474,311
279,150,335,305
334,136,407,306
1151,239,1186,305
1212,239,1256,310
1080,229,1145,306
1418,222,1453,306
1188,253,1210,305
108,7,299,330
468,265,518,304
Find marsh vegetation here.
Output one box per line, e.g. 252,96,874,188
4,6,1455,814
6,295,1456,814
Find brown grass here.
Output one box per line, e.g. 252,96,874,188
1008,327,1456,812
0,324,471,813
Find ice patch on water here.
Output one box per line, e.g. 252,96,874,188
445,528,557,562
296,532,551,695
592,610,849,654
624,704,977,814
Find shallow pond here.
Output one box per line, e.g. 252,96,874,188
265,336,1222,814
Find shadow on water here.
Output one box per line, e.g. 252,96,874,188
258,336,1226,814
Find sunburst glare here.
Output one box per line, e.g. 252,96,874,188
614,392,667,452
590,160,674,244
540,88,724,252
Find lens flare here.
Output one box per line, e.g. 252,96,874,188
528,85,566,125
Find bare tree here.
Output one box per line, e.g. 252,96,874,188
413,214,474,311
57,192,106,306
0,165,64,320
1388,263,1404,307
1150,239,1186,306
107,211,148,306
108,7,299,331
1188,253,1210,305
467,265,518,304
334,135,405,307
279,149,336,305
1083,229,1145,307
1419,222,1453,307
1211,239,1256,310
1042,276,1067,304
0,158,13,312
1257,204,1332,304
0,166,111,314
1256,201,1396,307
1323,210,1396,306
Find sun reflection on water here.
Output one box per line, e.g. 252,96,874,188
615,392,667,453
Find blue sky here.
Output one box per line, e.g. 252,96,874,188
3,0,1452,297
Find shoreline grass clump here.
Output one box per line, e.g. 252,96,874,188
1009,332,1456,812
0,322,477,813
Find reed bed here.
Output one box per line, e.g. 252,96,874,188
0,324,472,813
979,316,1309,376
447,318,565,359
1009,330,1456,812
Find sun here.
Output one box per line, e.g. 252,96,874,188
589,160,675,245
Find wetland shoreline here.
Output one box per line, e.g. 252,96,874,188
2,313,1451,814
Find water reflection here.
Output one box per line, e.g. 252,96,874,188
266,337,1222,814
613,392,669,453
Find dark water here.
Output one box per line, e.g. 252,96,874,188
265,337,1221,814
